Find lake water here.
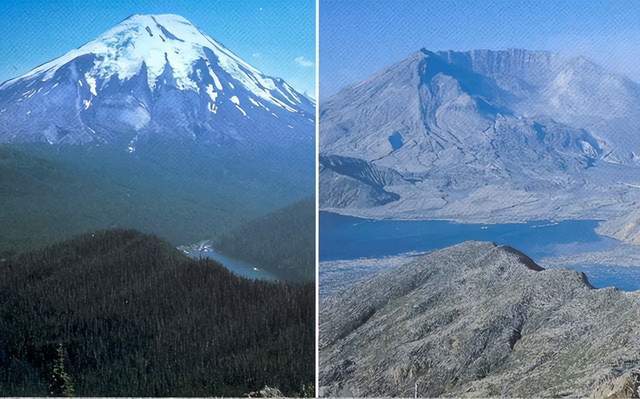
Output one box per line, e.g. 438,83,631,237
320,211,640,291
557,264,640,291
184,247,278,281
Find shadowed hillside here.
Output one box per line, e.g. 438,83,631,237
215,198,315,281
0,144,312,254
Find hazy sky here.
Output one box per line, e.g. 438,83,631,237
320,0,640,98
0,0,315,96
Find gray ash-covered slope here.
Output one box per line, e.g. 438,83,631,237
0,14,313,150
320,49,640,223
320,241,640,398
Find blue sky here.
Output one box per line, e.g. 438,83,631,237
321,0,640,98
0,0,315,96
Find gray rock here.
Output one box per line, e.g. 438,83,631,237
320,241,640,397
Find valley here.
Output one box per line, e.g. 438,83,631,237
320,211,640,296
180,242,278,281
179,198,315,281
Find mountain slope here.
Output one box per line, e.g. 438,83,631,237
319,241,640,397
213,198,316,281
0,14,313,148
320,49,640,224
0,229,314,396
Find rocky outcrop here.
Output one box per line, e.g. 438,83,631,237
320,241,640,397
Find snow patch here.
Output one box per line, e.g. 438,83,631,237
207,66,223,90
85,73,97,96
230,95,247,116
205,84,218,113
127,135,138,153
249,97,261,107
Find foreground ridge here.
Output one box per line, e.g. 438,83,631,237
320,241,640,398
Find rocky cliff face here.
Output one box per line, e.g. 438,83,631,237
319,241,640,397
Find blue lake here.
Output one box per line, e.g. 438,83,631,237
320,211,640,291
186,247,278,281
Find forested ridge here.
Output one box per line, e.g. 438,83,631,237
0,229,314,396
0,144,312,254
215,198,315,281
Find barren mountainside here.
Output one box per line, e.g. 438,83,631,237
320,49,640,228
320,241,640,398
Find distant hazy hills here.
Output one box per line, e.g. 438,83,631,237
320,49,640,228
0,229,314,396
320,241,640,398
0,144,311,254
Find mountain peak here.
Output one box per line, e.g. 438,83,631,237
320,46,640,219
1,13,308,108
0,13,313,146
6,13,241,91
122,13,192,23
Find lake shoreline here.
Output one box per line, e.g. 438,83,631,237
179,241,279,281
320,212,640,291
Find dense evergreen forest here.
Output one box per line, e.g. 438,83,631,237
0,229,314,397
215,198,315,281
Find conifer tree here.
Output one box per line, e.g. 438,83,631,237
49,343,75,397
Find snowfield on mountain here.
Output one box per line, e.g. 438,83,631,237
0,14,314,149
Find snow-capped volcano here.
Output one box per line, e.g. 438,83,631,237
0,14,313,147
